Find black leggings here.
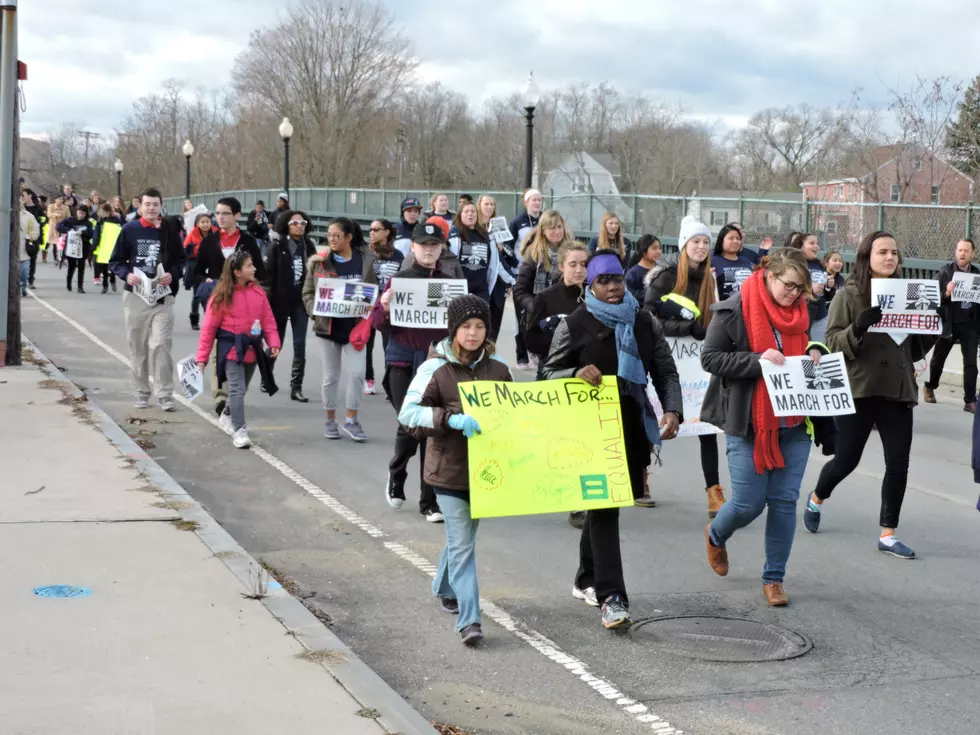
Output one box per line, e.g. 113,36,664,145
813,396,913,529
699,434,720,488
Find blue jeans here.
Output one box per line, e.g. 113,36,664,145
432,492,481,631
710,425,811,584
19,259,29,294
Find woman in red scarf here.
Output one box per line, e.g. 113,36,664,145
699,248,825,607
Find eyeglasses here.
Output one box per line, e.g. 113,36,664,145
595,274,624,286
289,220,308,227
369,227,386,233
776,276,805,294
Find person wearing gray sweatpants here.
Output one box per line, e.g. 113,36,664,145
108,188,185,411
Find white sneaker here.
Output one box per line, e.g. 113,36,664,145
134,394,150,410
218,412,234,434
572,585,599,607
232,427,251,449
363,379,377,395
424,509,445,523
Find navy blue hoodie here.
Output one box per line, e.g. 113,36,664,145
109,217,186,300
508,210,539,265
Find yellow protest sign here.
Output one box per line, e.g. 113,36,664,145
457,376,634,519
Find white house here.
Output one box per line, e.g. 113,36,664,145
537,152,633,235
687,189,804,242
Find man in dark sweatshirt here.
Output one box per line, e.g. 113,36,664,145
394,197,422,256
109,187,186,412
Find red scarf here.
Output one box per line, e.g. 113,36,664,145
740,270,810,473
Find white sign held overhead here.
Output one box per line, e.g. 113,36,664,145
312,278,378,318
869,278,942,336
762,353,855,417
389,278,468,328
951,271,980,305
647,337,722,437
176,355,203,401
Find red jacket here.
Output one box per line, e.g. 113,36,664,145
184,227,205,259
196,281,280,364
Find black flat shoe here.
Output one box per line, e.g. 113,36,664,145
290,389,309,403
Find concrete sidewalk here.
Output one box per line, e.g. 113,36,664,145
0,347,435,735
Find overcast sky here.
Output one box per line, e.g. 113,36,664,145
20,0,980,139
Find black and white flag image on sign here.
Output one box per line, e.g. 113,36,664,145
951,272,980,304
869,278,942,337
762,353,855,417
390,278,469,328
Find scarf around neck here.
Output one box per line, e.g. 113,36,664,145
585,289,661,446
740,269,810,473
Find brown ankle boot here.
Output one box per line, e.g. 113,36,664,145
706,484,725,519
705,524,728,576
923,385,936,404
763,582,789,607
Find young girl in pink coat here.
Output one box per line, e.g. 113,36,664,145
196,249,280,448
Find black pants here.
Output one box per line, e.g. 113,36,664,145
273,299,308,390
489,279,508,343
365,327,390,383
575,416,646,605
813,396,913,528
94,262,116,289
699,433,720,488
926,323,979,404
65,257,85,289
386,364,438,514
28,249,37,285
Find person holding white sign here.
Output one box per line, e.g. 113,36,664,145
56,204,94,293
924,238,980,413
303,218,378,443
369,221,454,523
807,231,938,560
701,248,824,607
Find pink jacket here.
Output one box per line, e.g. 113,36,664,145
196,282,281,364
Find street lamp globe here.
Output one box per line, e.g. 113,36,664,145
114,159,124,173
521,71,540,110
279,117,293,141
182,139,194,157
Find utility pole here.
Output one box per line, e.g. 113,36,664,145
0,0,18,366
76,130,100,167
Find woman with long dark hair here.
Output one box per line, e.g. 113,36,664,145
711,224,754,300
266,210,318,402
803,231,937,559
364,218,404,395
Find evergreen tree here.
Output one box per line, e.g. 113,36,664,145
947,74,980,179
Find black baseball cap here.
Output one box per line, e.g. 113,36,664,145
401,197,422,212
412,221,447,245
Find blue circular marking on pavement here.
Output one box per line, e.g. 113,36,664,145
33,585,92,598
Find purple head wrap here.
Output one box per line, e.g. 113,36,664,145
586,252,624,285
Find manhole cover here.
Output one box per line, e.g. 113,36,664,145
33,585,91,599
630,615,811,662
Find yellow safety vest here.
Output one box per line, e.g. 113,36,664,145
661,292,702,320
95,221,122,264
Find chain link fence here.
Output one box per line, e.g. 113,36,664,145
165,188,978,264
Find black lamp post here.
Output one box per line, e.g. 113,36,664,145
114,158,123,198
182,139,194,198
522,71,540,190
279,117,293,198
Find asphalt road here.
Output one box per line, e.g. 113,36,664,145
20,262,980,735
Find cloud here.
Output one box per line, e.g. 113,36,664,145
19,0,980,137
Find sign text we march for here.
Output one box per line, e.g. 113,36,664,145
312,278,378,318
762,353,855,417
951,271,980,305
389,279,468,328
869,279,942,336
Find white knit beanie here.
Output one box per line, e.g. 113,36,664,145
678,215,711,248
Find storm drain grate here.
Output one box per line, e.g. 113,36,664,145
33,585,91,599
629,615,812,663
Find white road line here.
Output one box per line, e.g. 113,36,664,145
26,290,684,735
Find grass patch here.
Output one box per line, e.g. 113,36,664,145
171,519,200,532
258,559,301,596
296,649,346,664
241,566,270,600
212,550,241,560
355,708,381,719
152,500,195,511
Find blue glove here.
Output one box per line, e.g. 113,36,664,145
448,413,481,439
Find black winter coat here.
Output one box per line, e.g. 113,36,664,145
643,254,711,338
195,230,266,284
513,253,560,314
265,236,317,317
936,261,980,336
525,281,583,358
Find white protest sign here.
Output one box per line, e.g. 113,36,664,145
389,278,468,328
868,278,942,336
312,278,378,318
182,204,209,235
65,228,84,259
488,216,514,245
762,353,855,417
951,271,980,304
647,337,722,437
176,355,203,401
132,267,172,306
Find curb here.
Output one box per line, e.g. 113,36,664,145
21,336,436,735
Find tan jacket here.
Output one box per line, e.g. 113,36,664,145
301,246,378,338
19,208,40,261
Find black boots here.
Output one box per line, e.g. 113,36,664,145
189,313,200,331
